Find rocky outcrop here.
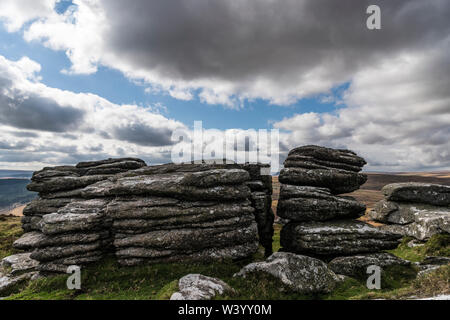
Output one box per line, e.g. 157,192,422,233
234,252,338,294
170,274,234,300
328,252,410,277
277,145,401,270
369,183,450,240
11,159,273,272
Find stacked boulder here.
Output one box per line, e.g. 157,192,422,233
277,145,401,258
14,158,146,272
369,183,450,240
89,164,259,266
12,160,273,271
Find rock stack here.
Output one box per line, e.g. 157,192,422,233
12,160,273,272
91,164,259,266
15,158,146,273
369,183,450,240
277,145,401,258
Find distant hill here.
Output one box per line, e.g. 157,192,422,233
0,178,36,211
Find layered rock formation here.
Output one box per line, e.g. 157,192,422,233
12,159,274,272
369,183,450,240
278,145,401,259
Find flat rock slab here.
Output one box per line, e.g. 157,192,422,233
381,210,450,240
382,183,450,206
14,231,110,250
117,242,259,266
370,200,450,225
287,145,366,168
106,197,253,220
328,253,410,277
81,171,251,201
114,222,257,251
281,220,402,256
234,252,338,294
279,167,367,194
1,253,39,275
277,185,365,221
170,274,234,300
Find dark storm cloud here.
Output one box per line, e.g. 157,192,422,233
112,123,175,147
0,90,85,132
101,0,450,85
9,131,39,138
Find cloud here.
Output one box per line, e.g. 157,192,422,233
274,39,450,171
112,123,175,147
4,0,449,108
1,1,449,171
0,54,187,169
0,0,56,32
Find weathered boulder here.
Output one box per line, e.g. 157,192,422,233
288,145,366,168
81,171,251,201
117,242,259,266
1,253,39,276
328,253,410,277
234,252,338,294
170,274,234,300
279,167,367,194
14,231,109,250
369,183,450,240
114,222,257,252
0,272,38,296
277,185,366,221
380,211,450,240
281,220,401,256
28,158,146,194
13,159,272,273
382,183,450,207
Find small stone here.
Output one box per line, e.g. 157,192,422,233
170,274,234,300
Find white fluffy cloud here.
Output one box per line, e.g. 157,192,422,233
274,40,450,171
1,0,449,171
7,0,449,109
0,55,186,169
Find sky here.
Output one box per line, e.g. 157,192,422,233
0,0,449,172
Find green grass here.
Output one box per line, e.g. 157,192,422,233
1,216,449,300
0,216,23,260
272,223,281,253
388,234,450,262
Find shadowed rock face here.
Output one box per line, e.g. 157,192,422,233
13,160,273,272
370,182,450,240
277,185,366,221
280,220,402,256
279,167,367,194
